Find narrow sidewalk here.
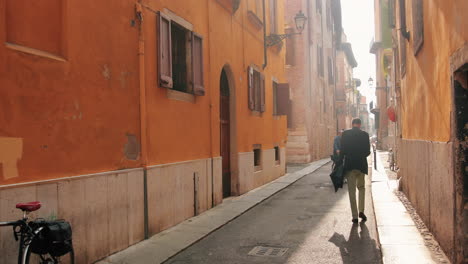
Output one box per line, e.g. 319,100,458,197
372,150,441,264
98,158,330,264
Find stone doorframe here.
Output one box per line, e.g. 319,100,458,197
450,43,468,264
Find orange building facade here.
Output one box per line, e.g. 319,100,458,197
388,0,467,262
0,0,288,262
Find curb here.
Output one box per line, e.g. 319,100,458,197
371,151,438,264
98,159,331,264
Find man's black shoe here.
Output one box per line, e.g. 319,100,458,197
359,212,367,222
352,219,358,223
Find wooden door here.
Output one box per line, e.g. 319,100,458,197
220,69,231,198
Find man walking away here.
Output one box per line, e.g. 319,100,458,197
341,118,371,223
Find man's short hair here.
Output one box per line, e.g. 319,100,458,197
352,118,362,125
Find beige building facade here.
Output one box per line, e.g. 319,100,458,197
285,0,342,163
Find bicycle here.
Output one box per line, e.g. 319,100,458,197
0,201,75,264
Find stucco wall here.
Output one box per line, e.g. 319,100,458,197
400,0,467,141
0,0,141,185
0,0,288,189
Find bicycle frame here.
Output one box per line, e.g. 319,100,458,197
0,218,44,264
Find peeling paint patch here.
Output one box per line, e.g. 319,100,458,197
119,71,131,89
102,64,111,80
0,137,23,180
124,134,140,160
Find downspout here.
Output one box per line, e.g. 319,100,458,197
136,2,149,240
307,0,312,106
262,0,267,69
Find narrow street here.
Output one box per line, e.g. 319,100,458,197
165,164,381,264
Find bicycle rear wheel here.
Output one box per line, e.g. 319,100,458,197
23,248,74,264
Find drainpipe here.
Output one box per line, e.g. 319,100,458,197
262,0,267,69
136,2,149,239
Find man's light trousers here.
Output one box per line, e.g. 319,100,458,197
346,169,365,219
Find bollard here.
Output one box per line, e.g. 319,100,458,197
374,149,377,170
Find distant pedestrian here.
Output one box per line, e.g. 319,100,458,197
340,118,371,223
332,129,344,161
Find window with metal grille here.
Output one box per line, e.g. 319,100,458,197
274,146,280,165
253,146,262,171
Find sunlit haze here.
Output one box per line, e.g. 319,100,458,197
341,0,376,106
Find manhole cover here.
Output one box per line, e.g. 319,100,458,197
248,246,288,257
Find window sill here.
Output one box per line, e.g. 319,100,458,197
247,11,263,30
5,42,66,62
275,161,281,166
167,89,195,103
251,111,262,117
254,166,263,172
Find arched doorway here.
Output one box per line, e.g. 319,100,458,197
220,68,231,197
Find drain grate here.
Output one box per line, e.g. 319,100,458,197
248,246,288,257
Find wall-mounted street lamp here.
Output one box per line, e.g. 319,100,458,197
265,10,307,47
368,77,374,88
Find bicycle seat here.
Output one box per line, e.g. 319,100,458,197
16,201,41,212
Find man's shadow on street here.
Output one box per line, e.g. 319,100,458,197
329,222,382,264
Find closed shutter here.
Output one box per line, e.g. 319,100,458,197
260,73,265,112
269,0,277,34
192,33,205,95
412,0,424,55
158,12,173,88
248,66,255,110
277,83,290,116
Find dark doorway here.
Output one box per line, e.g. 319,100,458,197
454,64,468,261
220,69,231,198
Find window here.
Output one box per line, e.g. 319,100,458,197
248,66,265,112
388,0,396,28
285,28,295,66
316,0,322,14
274,83,291,117
269,0,278,34
274,146,280,165
158,12,205,95
412,0,424,55
273,81,278,115
253,146,262,171
328,56,334,84
326,0,332,30
317,46,324,77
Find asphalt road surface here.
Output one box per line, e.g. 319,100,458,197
165,164,382,264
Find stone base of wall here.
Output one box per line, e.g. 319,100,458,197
398,139,455,261
0,168,145,264
0,157,223,264
238,148,286,195
146,157,222,235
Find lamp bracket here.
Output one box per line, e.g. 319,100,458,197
265,32,300,47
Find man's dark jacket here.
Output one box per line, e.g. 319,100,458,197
340,127,371,174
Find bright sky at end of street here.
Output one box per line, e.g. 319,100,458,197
341,0,377,107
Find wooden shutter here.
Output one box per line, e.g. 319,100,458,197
158,12,173,88
248,66,255,110
269,0,277,34
192,33,205,95
412,0,424,55
260,73,265,112
277,83,290,116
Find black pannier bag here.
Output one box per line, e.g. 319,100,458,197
30,220,73,257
